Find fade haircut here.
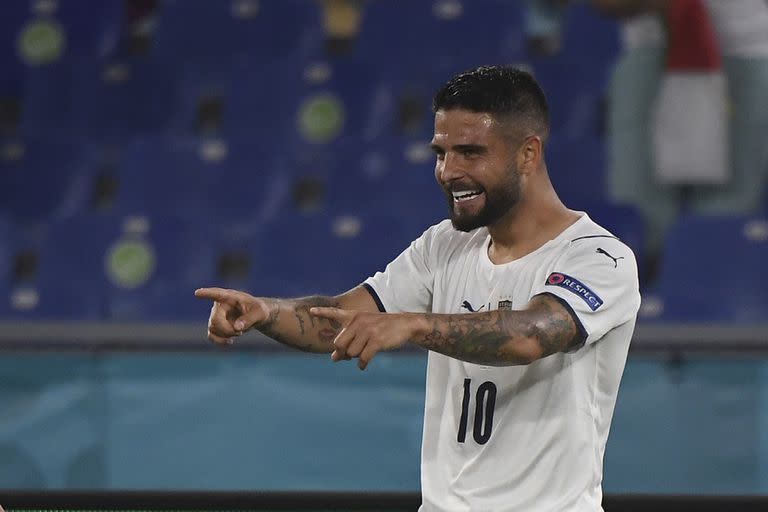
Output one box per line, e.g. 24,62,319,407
432,65,550,141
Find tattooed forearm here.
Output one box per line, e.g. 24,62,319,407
294,298,322,334
527,295,584,356
419,312,513,365
412,295,583,366
255,296,341,353
294,309,306,335
259,299,281,331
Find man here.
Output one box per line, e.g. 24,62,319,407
196,66,640,511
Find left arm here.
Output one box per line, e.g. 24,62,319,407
414,294,583,366
310,293,583,370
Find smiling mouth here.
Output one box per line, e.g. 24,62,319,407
452,190,483,203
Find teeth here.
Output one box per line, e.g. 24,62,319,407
452,190,481,201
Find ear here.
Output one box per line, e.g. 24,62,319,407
517,135,543,175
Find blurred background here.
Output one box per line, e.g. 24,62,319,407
0,0,767,507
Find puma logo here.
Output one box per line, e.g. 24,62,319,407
596,248,624,268
460,300,485,312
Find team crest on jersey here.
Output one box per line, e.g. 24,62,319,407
497,299,513,310
545,272,603,311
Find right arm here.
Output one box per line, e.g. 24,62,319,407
194,286,380,353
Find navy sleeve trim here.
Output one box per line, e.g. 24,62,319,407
362,283,386,313
534,292,588,346
570,234,620,243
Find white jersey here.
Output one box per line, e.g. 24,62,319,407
364,213,640,512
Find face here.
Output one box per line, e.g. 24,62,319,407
430,109,522,232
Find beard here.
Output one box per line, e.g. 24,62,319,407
445,164,522,232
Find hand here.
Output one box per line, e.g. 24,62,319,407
194,287,273,346
309,308,416,370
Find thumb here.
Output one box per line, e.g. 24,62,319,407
233,301,270,332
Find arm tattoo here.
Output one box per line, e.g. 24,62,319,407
258,296,341,353
420,312,512,365
527,294,584,356
415,295,582,365
257,299,285,342
294,298,321,334
294,309,306,335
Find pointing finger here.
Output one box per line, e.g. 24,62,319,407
195,287,241,306
309,307,349,322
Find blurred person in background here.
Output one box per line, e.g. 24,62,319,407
196,65,640,511
592,0,768,279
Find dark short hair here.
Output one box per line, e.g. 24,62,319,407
432,65,549,138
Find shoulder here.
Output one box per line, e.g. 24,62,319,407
566,216,635,260
555,216,639,284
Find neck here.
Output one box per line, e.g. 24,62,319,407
486,182,580,265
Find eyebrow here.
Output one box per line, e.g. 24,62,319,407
429,143,487,154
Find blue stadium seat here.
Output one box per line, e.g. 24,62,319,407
169,52,384,145
0,213,217,321
357,0,524,71
0,213,115,320
365,60,461,140
558,2,619,73
106,215,218,321
353,3,517,139
244,210,416,298
339,136,446,227
2,0,122,107
1,0,121,73
529,56,609,141
30,0,122,58
526,4,618,141
220,56,383,148
0,2,27,95
115,136,287,236
152,0,322,69
546,135,608,207
21,57,177,141
276,135,445,235
114,137,211,218
0,137,94,223
202,138,291,239
655,215,768,322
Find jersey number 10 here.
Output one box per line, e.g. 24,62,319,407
457,378,497,445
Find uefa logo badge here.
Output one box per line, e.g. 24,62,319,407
546,273,565,285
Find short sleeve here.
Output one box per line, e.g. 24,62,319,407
532,237,641,345
363,222,444,313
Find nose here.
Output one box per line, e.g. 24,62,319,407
436,152,464,185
